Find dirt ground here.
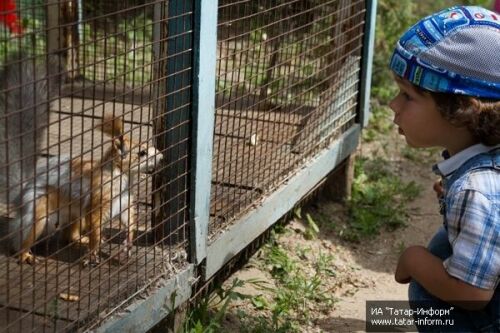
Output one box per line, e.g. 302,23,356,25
218,131,444,332
317,157,442,332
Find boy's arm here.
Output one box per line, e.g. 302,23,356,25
395,246,494,310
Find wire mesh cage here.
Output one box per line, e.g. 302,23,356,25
0,0,374,330
0,0,191,331
211,0,366,235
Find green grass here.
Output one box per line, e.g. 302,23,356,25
183,278,251,333
238,234,336,332
341,157,422,242
183,227,338,333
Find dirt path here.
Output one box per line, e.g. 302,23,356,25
319,155,443,332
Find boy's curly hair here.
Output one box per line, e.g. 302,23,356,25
411,83,500,146
431,93,499,146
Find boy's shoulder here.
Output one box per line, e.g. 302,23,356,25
447,149,499,202
444,163,498,234
457,168,499,196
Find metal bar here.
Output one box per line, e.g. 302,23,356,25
358,0,377,127
205,124,361,279
190,0,218,264
95,265,195,333
154,0,193,244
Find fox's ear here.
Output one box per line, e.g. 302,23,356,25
113,138,123,152
102,114,124,137
113,136,129,156
112,117,124,136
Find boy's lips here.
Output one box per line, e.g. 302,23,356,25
393,120,404,135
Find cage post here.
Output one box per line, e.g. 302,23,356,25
359,0,378,127
153,0,193,245
190,0,218,264
60,0,80,78
46,0,80,77
321,154,356,202
46,0,59,55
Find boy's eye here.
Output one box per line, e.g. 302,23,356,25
401,91,412,101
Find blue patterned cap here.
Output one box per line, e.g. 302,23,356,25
389,6,500,99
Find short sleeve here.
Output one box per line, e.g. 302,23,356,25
443,190,500,290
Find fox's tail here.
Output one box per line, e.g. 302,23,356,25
0,53,60,252
0,53,59,206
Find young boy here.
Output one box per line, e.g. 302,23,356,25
389,5,499,332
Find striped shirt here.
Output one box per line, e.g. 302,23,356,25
433,144,500,290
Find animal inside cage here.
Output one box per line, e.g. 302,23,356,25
0,0,191,331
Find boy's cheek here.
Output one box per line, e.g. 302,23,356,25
388,95,402,113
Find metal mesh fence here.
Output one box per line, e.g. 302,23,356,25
211,0,366,235
0,1,190,331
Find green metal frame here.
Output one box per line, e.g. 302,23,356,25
359,0,378,127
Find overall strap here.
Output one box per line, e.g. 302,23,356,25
444,147,500,193
439,147,500,218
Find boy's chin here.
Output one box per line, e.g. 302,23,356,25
401,135,422,148
398,129,434,149
404,138,430,149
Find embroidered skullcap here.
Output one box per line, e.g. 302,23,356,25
390,6,500,99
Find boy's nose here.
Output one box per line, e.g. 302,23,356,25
389,96,398,113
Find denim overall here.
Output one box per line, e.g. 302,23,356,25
409,148,500,332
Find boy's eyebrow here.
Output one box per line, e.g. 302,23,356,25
394,78,431,100
394,75,408,86
394,75,419,93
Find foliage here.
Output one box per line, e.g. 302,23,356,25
0,17,46,63
183,278,251,333
181,228,337,332
0,9,153,84
80,13,154,83
228,231,336,332
342,157,422,242
304,213,320,240
372,0,416,103
362,102,394,142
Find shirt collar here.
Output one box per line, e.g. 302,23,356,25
433,143,500,177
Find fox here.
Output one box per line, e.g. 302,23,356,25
10,114,163,265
